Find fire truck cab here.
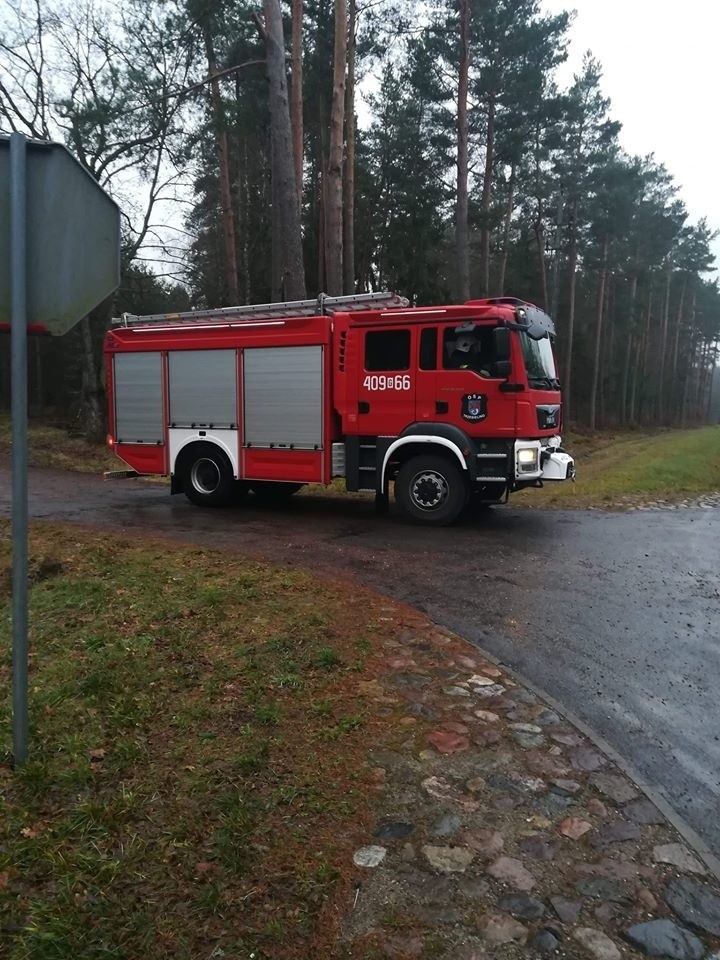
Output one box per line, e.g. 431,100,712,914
105,292,574,525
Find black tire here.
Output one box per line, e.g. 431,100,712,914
250,481,303,504
395,454,469,525
179,443,235,508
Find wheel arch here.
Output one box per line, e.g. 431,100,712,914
381,434,469,493
171,438,237,495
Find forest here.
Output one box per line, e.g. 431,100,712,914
1,0,718,437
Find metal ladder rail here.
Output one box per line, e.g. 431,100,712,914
113,291,410,327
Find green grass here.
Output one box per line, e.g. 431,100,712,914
520,426,720,508
0,524,390,959
0,416,117,473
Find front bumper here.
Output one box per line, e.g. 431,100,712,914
513,437,575,482
541,449,575,481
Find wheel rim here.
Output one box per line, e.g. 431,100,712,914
409,469,449,511
191,458,221,495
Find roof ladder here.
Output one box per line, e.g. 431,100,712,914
113,291,410,327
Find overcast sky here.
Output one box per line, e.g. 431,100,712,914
542,0,720,275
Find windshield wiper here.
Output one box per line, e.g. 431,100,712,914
528,376,560,390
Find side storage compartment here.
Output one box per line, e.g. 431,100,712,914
242,346,325,484
114,352,164,444
168,349,238,429
167,348,241,483
113,351,166,475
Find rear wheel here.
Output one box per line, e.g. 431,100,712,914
180,443,235,507
395,454,469,525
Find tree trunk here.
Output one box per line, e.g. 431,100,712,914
343,0,357,294
602,274,614,424
621,273,638,424
697,341,708,419
628,336,645,426
535,197,548,310
479,90,496,298
270,134,283,299
242,140,251,302
291,0,304,208
706,347,717,422
671,276,686,377
640,288,654,424
264,0,307,300
317,117,328,293
681,323,697,426
234,76,249,304
325,0,347,295
549,192,564,320
455,0,471,301
79,317,105,442
563,201,578,423
681,289,697,422
671,274,687,418
496,164,516,296
589,237,609,431
204,26,239,306
656,257,672,422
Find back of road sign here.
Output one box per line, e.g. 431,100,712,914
0,136,121,335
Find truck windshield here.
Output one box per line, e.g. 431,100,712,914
520,332,559,390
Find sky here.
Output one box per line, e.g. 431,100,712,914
541,0,720,276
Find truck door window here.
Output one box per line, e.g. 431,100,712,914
365,329,410,371
443,326,495,376
420,328,438,370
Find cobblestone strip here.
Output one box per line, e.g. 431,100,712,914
342,615,720,959
617,492,720,512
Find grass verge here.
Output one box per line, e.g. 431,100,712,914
0,524,399,959
0,417,116,474
519,426,720,508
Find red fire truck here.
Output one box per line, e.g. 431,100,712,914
105,292,574,524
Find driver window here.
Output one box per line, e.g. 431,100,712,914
443,326,496,376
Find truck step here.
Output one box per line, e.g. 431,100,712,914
103,469,140,481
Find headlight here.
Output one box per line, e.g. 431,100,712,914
517,447,540,474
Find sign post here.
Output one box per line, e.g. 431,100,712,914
0,133,120,765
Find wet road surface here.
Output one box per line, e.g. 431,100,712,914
2,464,719,855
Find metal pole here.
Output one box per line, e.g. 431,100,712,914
10,132,29,766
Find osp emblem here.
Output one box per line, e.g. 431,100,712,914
463,393,487,423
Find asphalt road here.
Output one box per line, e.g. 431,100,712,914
3,464,719,856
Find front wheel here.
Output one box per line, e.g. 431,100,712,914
395,454,469,525
180,443,235,507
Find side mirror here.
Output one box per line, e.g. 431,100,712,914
493,326,511,361
492,360,511,379
526,321,547,341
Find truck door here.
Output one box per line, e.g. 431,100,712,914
356,326,416,436
415,326,442,423
427,323,517,438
